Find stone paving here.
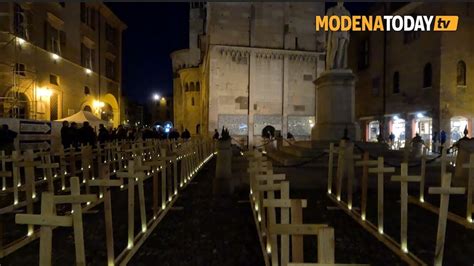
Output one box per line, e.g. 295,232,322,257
129,158,264,266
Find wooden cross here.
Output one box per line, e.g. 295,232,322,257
54,146,68,191
116,159,149,249
355,152,378,220
462,153,474,223
335,140,346,201
263,198,307,265
391,163,421,253
15,150,40,235
10,151,23,205
0,151,11,191
368,157,395,234
419,147,427,202
253,181,289,264
268,224,333,265
80,145,95,194
16,192,72,266
440,143,451,178
53,176,97,266
144,152,167,215
326,143,336,194
37,151,59,193
88,163,123,266
429,173,465,265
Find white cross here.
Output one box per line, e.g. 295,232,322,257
429,173,465,265
368,157,395,234
391,163,421,253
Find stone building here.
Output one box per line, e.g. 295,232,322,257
150,95,173,125
0,2,126,127
172,2,325,145
350,2,474,148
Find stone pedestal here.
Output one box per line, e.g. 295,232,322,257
311,69,360,141
213,139,233,195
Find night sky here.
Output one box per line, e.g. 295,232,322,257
106,2,189,104
107,2,373,105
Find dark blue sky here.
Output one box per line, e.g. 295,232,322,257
107,2,189,104
107,2,373,104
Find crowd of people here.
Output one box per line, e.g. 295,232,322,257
61,121,192,148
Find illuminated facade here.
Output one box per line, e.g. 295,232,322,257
0,2,126,126
350,3,474,147
172,2,325,145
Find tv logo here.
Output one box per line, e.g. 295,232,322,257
434,16,458,31
315,15,459,32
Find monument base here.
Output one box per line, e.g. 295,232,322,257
311,122,359,142
311,69,360,142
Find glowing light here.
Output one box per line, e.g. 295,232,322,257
17,38,25,45
361,214,366,221
266,244,271,254
127,243,133,250
468,217,473,223
152,93,160,101
348,204,352,210
337,196,341,201
27,230,33,237
416,112,424,118
420,197,424,203
37,88,53,98
393,115,400,120
378,228,384,234
51,53,60,60
85,68,92,75
142,226,147,233
93,100,105,109
328,189,332,194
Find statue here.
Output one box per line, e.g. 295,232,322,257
325,2,350,70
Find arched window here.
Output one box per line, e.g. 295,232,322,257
190,82,195,91
83,105,92,112
196,81,200,92
184,83,189,92
393,71,400,93
423,63,432,88
457,60,466,86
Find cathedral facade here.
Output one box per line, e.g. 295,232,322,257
171,2,326,146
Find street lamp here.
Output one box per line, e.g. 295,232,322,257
152,93,160,101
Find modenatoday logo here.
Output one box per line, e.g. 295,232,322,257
315,15,458,31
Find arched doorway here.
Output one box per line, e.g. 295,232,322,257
368,120,380,142
101,93,120,127
451,116,469,144
100,103,114,124
83,105,92,112
262,125,275,139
